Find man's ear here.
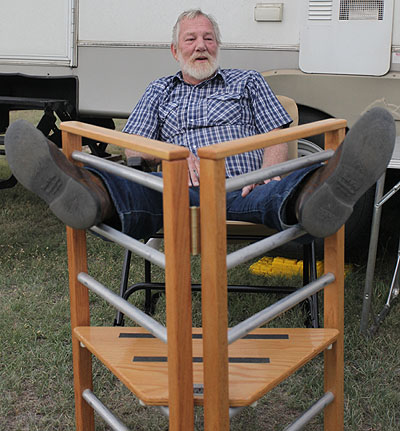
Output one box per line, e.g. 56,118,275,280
171,43,178,61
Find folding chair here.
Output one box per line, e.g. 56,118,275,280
61,117,345,430
360,137,400,334
115,96,320,328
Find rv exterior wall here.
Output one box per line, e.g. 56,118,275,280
264,69,400,136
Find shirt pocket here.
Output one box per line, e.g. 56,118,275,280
158,101,180,138
206,92,242,126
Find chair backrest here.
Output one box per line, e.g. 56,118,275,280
276,95,299,160
225,95,299,236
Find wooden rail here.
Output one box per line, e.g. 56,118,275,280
60,121,189,161
198,118,346,160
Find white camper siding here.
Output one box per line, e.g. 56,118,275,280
76,46,298,117
78,0,300,48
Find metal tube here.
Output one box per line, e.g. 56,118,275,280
283,392,334,431
152,400,245,420
157,405,245,419
386,249,400,307
152,404,244,419
360,174,386,334
78,272,168,343
226,225,306,270
225,150,333,193
146,237,163,250
375,179,400,208
155,406,170,418
229,406,245,419
72,150,164,192
228,273,335,344
370,237,400,334
91,224,166,269
82,389,130,431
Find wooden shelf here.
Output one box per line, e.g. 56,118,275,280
74,326,338,407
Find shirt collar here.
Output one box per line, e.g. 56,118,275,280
172,67,226,86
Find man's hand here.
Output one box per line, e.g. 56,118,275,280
241,176,281,197
242,138,288,197
187,152,200,186
125,148,161,167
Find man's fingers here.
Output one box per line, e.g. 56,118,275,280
187,153,200,187
264,176,281,184
189,168,199,186
241,177,281,197
241,184,255,197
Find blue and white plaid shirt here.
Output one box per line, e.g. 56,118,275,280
123,68,291,177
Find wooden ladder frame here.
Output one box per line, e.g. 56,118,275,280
61,118,346,431
61,122,195,430
198,120,346,430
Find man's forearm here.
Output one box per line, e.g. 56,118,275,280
262,142,288,169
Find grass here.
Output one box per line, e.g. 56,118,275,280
1,111,400,430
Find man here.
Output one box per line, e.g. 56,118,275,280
4,10,396,241
123,10,290,195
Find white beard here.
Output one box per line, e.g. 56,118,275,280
177,50,219,82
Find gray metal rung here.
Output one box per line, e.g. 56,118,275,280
91,223,166,269
82,389,130,431
229,406,245,419
77,272,168,343
225,150,333,193
228,273,335,344
283,391,334,431
156,406,170,418
226,224,306,270
155,405,245,420
72,150,164,192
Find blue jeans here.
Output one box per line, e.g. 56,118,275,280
89,165,319,240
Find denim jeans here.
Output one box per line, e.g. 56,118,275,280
89,165,319,240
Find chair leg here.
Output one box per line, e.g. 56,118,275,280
303,241,319,328
368,235,400,334
144,259,153,314
114,249,132,326
115,250,160,324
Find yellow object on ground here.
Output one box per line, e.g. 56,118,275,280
250,256,352,278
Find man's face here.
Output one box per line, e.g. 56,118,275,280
171,15,219,85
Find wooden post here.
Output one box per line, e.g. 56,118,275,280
63,131,95,431
162,159,194,431
323,128,345,431
200,158,230,431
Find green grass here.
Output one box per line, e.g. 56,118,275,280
1,112,400,430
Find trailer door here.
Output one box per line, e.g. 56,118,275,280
0,0,76,66
299,0,394,76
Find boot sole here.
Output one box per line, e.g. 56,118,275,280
300,107,396,238
5,119,101,229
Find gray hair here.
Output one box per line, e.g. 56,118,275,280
172,9,221,47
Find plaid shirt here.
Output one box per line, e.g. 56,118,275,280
123,68,291,177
